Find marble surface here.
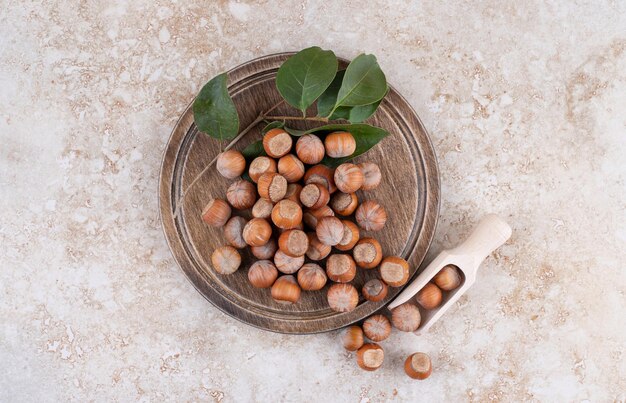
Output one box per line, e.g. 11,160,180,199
1,1,625,401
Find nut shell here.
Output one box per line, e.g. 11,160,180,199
257,172,288,203
251,198,274,219
305,232,332,261
271,199,303,230
302,205,334,229
201,199,232,227
356,343,384,371
358,162,381,190
416,283,443,310
433,265,462,291
326,254,357,283
353,238,383,269
226,179,257,210
296,134,325,164
362,279,388,302
391,303,421,332
334,163,363,193
304,164,336,194
278,154,305,183
223,216,247,249
335,220,360,251
379,256,410,287
297,263,327,291
330,192,358,216
300,183,330,209
211,246,241,274
248,156,277,183
284,183,303,205
404,352,432,380
362,314,391,342
315,216,344,246
250,238,277,260
242,218,272,247
355,200,387,231
271,275,301,304
263,128,293,158
216,150,246,179
273,250,305,274
324,131,356,158
278,229,309,257
327,283,359,313
342,325,364,351
248,260,278,288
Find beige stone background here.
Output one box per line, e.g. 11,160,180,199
1,1,625,402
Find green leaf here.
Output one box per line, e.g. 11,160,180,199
276,46,338,114
241,140,266,160
317,70,345,118
334,54,387,109
262,120,285,134
318,70,387,122
331,92,385,123
283,127,308,137
192,73,239,140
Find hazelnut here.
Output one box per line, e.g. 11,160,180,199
330,192,358,216
358,162,381,190
284,183,303,205
271,199,303,229
297,263,327,291
211,245,241,274
201,198,231,227
355,200,387,231
327,283,359,312
433,265,462,291
391,303,421,332
257,172,288,202
226,179,257,210
302,205,334,228
324,131,356,158
342,325,364,351
278,229,309,257
263,128,292,158
223,216,247,249
356,343,384,371
316,216,345,246
271,275,301,304
404,352,432,380
273,250,304,274
248,156,277,183
362,279,388,302
250,238,277,260
304,164,337,193
242,218,272,247
363,314,391,342
277,154,305,183
216,150,246,179
300,183,330,209
334,163,363,194
248,260,278,288
326,254,357,283
353,238,383,269
251,198,274,219
335,220,360,251
416,283,443,310
305,232,332,261
379,256,410,287
296,134,325,164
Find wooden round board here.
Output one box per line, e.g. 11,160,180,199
159,53,440,334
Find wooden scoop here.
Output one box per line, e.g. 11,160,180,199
388,214,512,334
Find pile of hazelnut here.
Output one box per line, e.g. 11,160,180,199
342,263,463,376
201,128,408,312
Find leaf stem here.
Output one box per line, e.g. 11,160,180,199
172,100,284,219
264,115,329,123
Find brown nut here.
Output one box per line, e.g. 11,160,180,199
391,303,421,332
304,164,337,194
250,238,277,260
211,246,241,274
404,352,432,380
297,263,327,291
271,199,303,230
330,192,358,216
353,238,383,269
300,183,330,209
271,275,301,304
257,172,288,203
363,314,392,342
305,232,332,261
302,205,335,229
251,198,274,219
201,199,231,227
326,254,357,283
433,265,462,291
342,325,364,351
278,229,309,257
247,260,278,288
327,283,359,313
362,279,388,302
316,216,344,246
416,283,443,310
356,343,384,371
277,154,305,183
335,220,360,251
284,183,303,205
216,150,246,179
334,163,363,194
379,256,410,287
358,162,381,190
226,179,257,210
296,134,325,164
242,218,272,247
248,156,277,183
263,128,292,158
355,200,387,231
223,216,247,249
273,250,304,274
324,131,356,158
